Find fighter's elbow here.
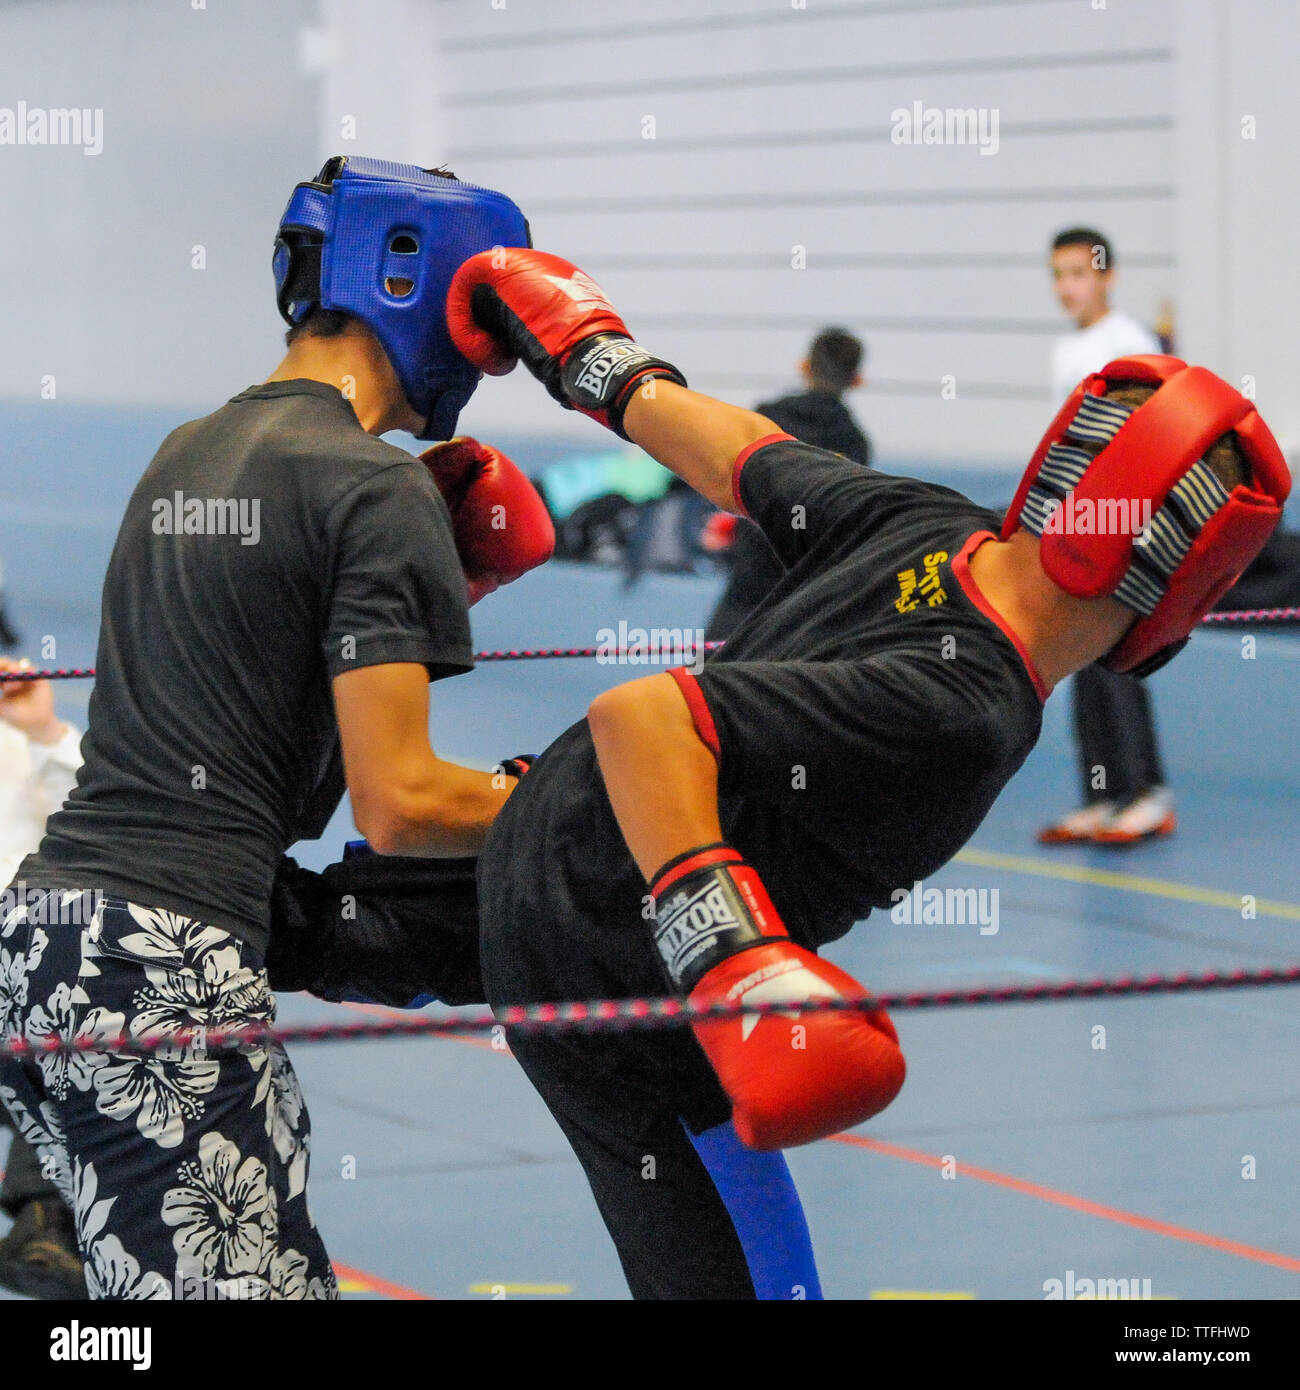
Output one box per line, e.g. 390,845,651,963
587,683,630,746
352,786,449,856
351,794,408,856
588,673,702,761
356,816,407,858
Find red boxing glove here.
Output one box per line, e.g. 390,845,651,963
419,437,555,602
447,248,686,439
651,845,905,1150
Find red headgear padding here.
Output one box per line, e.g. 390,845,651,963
1004,355,1290,675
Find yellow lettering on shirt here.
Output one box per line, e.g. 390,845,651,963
895,551,949,614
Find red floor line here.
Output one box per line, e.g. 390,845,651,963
332,1260,435,1301
830,1132,1300,1273
321,1004,1299,1277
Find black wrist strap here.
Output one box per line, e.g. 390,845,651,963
651,854,766,993
560,333,687,438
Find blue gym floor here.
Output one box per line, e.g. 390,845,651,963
3,555,1295,1301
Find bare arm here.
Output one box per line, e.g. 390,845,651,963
332,662,511,857
621,381,783,513
587,672,721,881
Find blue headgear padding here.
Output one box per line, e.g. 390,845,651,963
273,156,530,440
687,1119,824,1300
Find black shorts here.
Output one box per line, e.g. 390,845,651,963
477,745,731,1138
477,758,768,1299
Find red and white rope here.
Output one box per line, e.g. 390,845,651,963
2,965,1296,1059
2,608,1297,684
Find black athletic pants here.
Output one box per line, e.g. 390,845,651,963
506,1035,758,1299
1073,663,1166,804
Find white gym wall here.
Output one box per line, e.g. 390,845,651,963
0,0,1295,469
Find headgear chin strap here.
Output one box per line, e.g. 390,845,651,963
273,156,531,440
1003,355,1290,676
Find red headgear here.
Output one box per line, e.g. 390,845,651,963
1003,355,1290,675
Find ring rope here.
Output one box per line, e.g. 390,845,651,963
2,964,1296,1059
2,607,1297,684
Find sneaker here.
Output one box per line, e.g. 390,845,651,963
1092,787,1176,845
1036,800,1118,844
0,1198,88,1300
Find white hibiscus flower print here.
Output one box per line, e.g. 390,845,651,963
1,899,28,939
197,941,249,992
245,1037,272,1105
91,1050,220,1149
267,1248,309,1300
77,922,105,981
128,970,217,1061
129,961,270,1061
66,1005,129,1093
264,1049,309,1199
24,982,113,1099
25,981,79,1099
117,904,232,972
0,953,22,1036
206,1274,270,1301
84,1234,172,1300
72,1156,117,1252
209,965,274,1028
266,1250,337,1301
0,1086,73,1206
161,1132,279,1280
0,928,47,1032
137,943,242,1003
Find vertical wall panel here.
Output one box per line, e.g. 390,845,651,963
433,0,1180,466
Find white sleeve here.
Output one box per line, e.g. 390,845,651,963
26,723,83,812
1111,315,1162,356
1050,338,1076,403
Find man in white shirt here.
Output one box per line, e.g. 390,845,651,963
1037,228,1175,846
0,657,85,1299
1050,232,1163,404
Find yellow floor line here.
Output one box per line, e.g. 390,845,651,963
954,848,1300,922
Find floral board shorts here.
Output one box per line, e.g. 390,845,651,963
0,888,337,1300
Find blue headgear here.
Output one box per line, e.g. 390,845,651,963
273,156,530,440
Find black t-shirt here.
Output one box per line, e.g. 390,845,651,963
481,435,1045,1006
756,390,871,467
706,390,871,639
21,381,473,953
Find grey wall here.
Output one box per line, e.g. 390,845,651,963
0,0,318,412
1,0,1296,472
438,0,1180,464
